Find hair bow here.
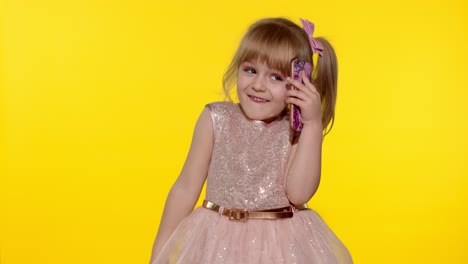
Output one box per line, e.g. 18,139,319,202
300,18,324,57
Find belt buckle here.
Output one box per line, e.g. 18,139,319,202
229,209,248,222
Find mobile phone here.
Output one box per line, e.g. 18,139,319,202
290,58,312,132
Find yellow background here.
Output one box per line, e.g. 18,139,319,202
2,0,467,263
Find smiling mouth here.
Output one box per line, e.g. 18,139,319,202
248,95,269,103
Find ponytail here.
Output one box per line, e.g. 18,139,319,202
313,37,338,138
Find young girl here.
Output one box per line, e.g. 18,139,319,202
150,17,352,264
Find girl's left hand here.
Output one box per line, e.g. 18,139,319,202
286,71,322,127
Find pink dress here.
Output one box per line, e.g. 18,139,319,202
152,102,352,264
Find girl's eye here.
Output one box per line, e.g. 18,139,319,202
271,74,283,81
244,67,256,74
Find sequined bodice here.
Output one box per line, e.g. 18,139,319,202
205,102,292,211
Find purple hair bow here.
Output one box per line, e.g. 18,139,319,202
300,18,324,57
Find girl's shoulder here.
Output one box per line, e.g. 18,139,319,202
205,101,242,130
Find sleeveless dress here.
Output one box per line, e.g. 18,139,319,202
152,102,352,264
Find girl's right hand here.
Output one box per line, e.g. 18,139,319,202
286,71,322,128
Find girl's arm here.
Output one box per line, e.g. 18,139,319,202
149,107,214,261
284,123,323,205
285,72,324,205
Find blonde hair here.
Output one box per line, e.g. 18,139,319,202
223,18,338,137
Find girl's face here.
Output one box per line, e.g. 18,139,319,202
237,60,288,123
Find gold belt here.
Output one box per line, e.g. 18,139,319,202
202,200,308,222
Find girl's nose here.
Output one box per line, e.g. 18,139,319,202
252,77,267,92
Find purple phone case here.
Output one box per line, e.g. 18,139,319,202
290,59,312,132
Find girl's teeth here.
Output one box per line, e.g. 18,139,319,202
252,96,267,102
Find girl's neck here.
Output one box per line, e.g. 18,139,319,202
237,103,286,125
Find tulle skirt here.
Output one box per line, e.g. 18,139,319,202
152,207,352,264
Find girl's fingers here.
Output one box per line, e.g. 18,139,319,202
288,83,313,98
286,77,304,90
300,71,312,85
287,89,308,101
287,72,322,125
287,87,317,102
287,73,318,95
300,71,319,94
286,97,305,107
